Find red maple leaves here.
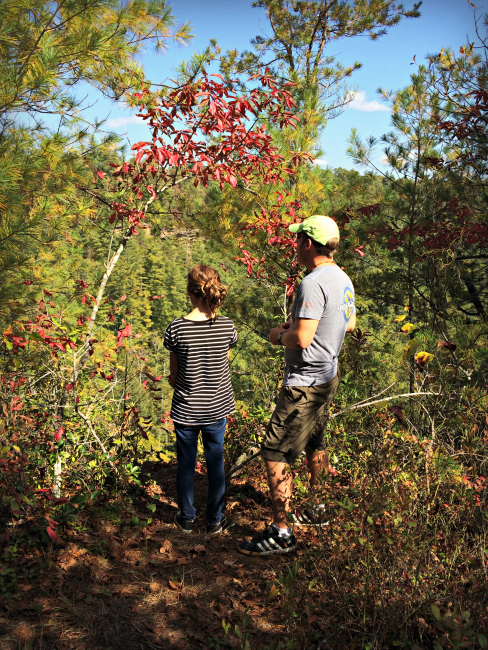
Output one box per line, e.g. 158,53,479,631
100,71,303,234
236,193,304,296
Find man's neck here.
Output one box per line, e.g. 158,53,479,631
306,256,335,272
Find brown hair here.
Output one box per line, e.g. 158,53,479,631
187,264,228,316
302,234,339,259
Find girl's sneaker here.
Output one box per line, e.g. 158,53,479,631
206,515,231,534
174,512,193,534
238,525,297,556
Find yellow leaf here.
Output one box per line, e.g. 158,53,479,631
414,351,434,368
394,315,407,322
400,322,417,333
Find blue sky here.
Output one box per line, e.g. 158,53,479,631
87,0,481,170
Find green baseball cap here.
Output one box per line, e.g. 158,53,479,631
289,215,340,245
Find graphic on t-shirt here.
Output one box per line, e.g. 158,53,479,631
341,287,355,321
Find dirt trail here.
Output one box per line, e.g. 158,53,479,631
0,461,321,649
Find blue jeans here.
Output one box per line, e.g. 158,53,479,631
174,417,227,524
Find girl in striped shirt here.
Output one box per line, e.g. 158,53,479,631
164,264,238,534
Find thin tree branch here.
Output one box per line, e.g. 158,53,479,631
225,391,438,479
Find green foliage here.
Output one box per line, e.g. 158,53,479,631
0,0,191,322
221,0,421,162
0,0,192,116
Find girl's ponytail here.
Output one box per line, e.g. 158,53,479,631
187,265,228,317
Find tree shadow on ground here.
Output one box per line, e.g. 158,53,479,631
0,461,318,649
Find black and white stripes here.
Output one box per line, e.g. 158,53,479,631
164,316,238,426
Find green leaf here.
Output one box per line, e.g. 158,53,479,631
432,604,441,621
402,338,422,361
478,634,487,650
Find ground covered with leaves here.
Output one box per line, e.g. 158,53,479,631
0,461,330,650
1,447,488,650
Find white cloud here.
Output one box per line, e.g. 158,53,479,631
379,151,416,166
312,158,329,166
105,115,144,128
349,91,390,113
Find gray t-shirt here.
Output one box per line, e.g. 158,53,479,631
284,264,355,387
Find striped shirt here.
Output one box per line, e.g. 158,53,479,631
163,316,238,426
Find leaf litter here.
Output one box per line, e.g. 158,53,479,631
0,460,310,649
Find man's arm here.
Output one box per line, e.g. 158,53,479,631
270,317,319,350
168,351,178,388
346,311,356,333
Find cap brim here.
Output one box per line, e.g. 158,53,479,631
288,223,302,233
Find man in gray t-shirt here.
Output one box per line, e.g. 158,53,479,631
239,215,356,557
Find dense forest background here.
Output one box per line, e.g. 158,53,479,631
1,1,488,648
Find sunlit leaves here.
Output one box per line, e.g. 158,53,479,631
414,350,434,369
400,322,417,334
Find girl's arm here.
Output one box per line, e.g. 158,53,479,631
168,352,178,388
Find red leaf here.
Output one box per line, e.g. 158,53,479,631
66,383,73,392
55,427,64,442
46,527,58,542
388,406,406,425
117,323,132,347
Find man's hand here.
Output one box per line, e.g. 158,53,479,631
270,318,319,349
269,325,287,345
270,319,292,345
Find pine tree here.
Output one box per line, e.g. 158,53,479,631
0,0,192,323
